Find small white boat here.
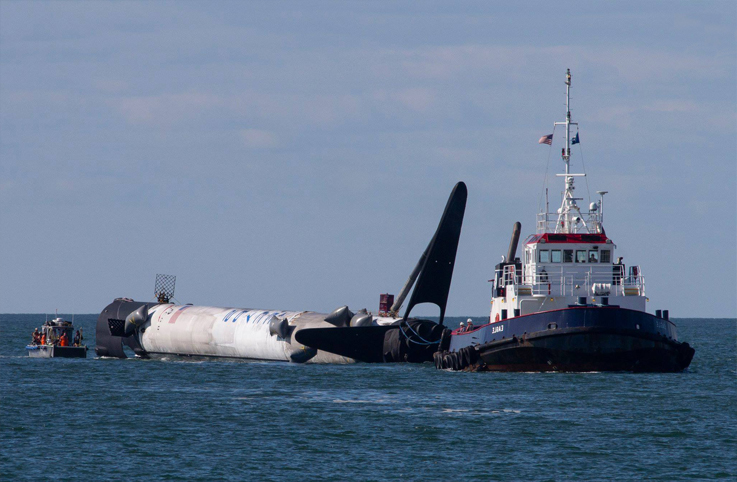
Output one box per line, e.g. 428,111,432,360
26,317,87,358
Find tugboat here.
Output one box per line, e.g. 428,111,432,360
26,316,87,358
435,70,694,372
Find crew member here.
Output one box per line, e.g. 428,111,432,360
459,321,466,333
32,328,40,345
613,257,624,285
60,332,69,347
73,330,81,346
540,267,551,294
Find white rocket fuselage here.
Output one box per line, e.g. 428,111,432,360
96,182,468,362
136,303,395,363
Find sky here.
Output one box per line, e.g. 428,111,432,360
1,1,735,317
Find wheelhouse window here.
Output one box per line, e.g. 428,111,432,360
600,250,611,263
588,250,599,263
563,249,573,263
538,250,550,263
576,250,587,263
551,250,562,263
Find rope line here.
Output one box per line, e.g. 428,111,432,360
399,321,442,346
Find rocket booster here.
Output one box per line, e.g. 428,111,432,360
96,182,467,364
97,300,396,363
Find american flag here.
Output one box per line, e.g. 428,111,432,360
538,134,553,145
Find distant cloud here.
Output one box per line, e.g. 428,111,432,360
391,45,524,80
374,87,437,113
379,44,732,85
599,47,732,82
591,98,729,132
93,78,129,94
114,92,222,126
228,92,363,128
240,129,278,148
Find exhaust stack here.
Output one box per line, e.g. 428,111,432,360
506,222,521,263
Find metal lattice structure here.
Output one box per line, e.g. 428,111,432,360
154,274,176,303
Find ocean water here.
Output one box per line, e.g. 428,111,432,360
1,314,735,481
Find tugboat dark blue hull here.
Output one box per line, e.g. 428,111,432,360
437,307,694,372
475,327,693,372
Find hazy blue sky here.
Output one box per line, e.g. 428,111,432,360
1,1,735,317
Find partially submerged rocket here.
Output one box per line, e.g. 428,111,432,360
96,182,467,363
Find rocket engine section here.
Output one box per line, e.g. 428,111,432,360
124,305,148,336
96,299,356,363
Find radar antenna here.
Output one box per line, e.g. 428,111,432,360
154,274,176,303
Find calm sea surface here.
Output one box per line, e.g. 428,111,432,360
1,315,735,481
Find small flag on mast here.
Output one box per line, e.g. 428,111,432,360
538,134,553,145
572,132,580,145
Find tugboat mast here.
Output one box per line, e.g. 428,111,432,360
552,68,583,234
565,68,571,174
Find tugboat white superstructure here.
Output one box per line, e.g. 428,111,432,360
435,70,694,372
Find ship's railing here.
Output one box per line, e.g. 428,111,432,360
509,264,645,297
536,212,604,234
